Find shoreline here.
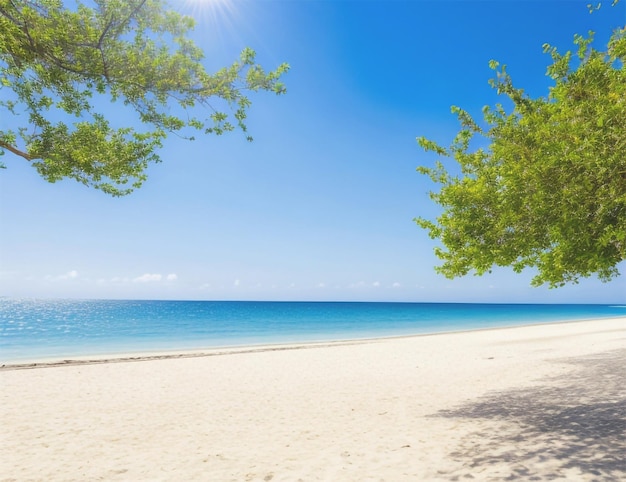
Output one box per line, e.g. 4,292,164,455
4,315,626,370
2,316,625,480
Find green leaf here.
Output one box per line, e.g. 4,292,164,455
416,9,626,288
0,0,289,196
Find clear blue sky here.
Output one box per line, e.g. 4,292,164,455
1,0,625,303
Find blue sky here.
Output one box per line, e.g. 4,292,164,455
1,0,625,303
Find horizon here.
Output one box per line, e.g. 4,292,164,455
2,297,624,306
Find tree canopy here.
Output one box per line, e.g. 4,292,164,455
416,22,626,288
0,0,289,196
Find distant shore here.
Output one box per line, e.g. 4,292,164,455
1,317,625,480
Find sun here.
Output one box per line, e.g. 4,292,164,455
181,0,238,25
179,0,241,43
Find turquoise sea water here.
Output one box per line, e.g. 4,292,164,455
1,299,625,363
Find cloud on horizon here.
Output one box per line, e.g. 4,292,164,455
45,270,79,281
133,273,178,283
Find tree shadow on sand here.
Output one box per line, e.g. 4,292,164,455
432,349,626,481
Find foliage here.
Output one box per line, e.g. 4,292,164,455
0,0,289,196
416,25,626,287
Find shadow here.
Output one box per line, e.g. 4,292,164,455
432,349,626,481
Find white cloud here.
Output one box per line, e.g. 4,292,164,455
199,283,211,290
46,270,79,281
234,279,241,287
111,276,130,283
317,282,326,288
111,273,176,284
349,281,366,288
372,281,381,287
133,273,162,283
392,282,401,288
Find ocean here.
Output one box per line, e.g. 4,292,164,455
1,299,625,364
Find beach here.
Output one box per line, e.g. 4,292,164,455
1,318,625,481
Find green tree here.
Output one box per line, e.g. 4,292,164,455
0,0,289,196
416,24,626,288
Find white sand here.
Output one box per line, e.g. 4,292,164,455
1,318,625,481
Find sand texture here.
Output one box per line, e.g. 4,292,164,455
1,318,625,481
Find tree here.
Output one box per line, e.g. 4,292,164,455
416,22,626,288
0,0,289,196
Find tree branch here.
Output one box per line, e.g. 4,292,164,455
0,140,35,161
98,0,147,48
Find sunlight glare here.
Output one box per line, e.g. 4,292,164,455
181,0,239,29
179,0,245,58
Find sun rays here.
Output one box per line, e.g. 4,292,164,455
180,0,240,33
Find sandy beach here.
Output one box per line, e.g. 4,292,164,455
1,318,625,481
